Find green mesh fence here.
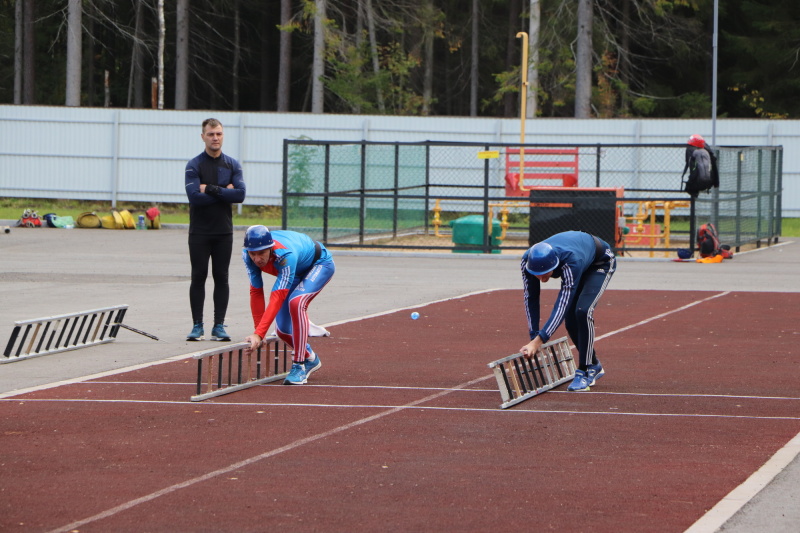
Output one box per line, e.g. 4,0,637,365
283,142,428,244
694,147,782,248
282,140,782,254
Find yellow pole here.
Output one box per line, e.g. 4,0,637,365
516,32,528,189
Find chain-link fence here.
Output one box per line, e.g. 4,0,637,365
282,140,782,256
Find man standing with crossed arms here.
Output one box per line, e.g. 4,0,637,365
520,231,616,391
184,118,246,342
242,225,335,385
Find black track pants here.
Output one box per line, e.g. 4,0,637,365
188,233,233,325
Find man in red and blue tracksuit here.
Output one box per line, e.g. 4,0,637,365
242,225,335,385
519,231,616,391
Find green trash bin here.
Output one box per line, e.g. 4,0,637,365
449,215,501,254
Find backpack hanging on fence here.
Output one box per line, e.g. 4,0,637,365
685,148,714,197
682,142,719,198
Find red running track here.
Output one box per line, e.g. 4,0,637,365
1,290,798,532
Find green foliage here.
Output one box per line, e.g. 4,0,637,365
676,92,712,117
324,37,381,114
632,97,657,116
322,33,426,115
728,84,789,119
381,42,426,115
285,136,317,209
1,0,800,118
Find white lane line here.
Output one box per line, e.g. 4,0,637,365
10,398,800,422
3,289,504,402
595,291,729,341
0,352,199,401
43,382,800,402
15,289,790,533
1,288,720,402
45,374,488,533
683,432,800,533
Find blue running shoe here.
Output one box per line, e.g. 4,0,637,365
567,369,591,391
304,355,322,378
186,322,204,341
211,323,230,341
284,363,308,385
587,362,605,386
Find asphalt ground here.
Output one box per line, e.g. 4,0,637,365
1,224,798,532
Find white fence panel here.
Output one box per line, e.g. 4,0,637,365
0,106,797,216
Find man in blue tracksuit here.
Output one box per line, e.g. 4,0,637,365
242,225,335,385
520,231,616,391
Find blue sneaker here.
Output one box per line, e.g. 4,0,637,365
587,362,605,386
211,323,230,341
304,355,322,378
284,363,308,385
568,369,591,391
186,322,204,341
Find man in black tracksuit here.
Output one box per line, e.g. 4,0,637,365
184,118,246,341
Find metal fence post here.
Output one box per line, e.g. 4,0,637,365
111,110,121,208
324,143,330,243
393,143,399,238
359,141,366,245
776,148,783,240
689,199,696,251
595,143,601,187
483,144,491,253
424,143,431,234
735,150,743,248
281,140,288,229
756,149,763,242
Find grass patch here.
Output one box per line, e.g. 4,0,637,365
0,198,281,226
782,218,800,237
3,198,798,238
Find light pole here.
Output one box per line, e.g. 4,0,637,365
711,0,719,145
516,32,529,184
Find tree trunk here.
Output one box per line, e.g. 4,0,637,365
65,0,82,107
618,0,631,115
277,0,292,111
128,0,145,108
232,0,241,110
365,0,385,112
526,0,539,118
174,0,189,110
575,0,593,118
469,0,478,116
422,0,434,116
158,0,166,110
14,0,22,104
504,0,521,117
22,0,35,104
260,8,270,110
311,0,326,113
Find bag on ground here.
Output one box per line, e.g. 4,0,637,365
697,223,720,257
696,223,733,259
145,207,161,229
76,212,102,228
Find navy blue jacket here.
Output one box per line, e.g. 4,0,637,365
185,151,246,235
